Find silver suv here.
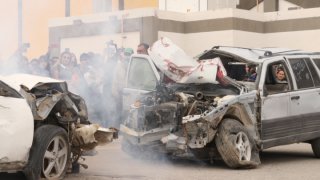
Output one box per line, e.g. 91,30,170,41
120,44,320,168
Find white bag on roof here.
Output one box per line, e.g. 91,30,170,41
149,37,226,84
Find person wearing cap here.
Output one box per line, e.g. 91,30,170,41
124,48,134,57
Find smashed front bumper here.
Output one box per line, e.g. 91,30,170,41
120,124,171,145
120,98,230,154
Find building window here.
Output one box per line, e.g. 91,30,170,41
119,0,124,10
93,0,112,12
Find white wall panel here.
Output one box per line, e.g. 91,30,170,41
159,31,235,57
159,0,207,13
60,32,140,60
264,30,320,52
233,30,265,48
159,29,320,58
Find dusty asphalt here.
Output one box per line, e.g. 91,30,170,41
66,137,320,180
2,137,320,180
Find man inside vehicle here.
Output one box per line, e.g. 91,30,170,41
275,67,287,83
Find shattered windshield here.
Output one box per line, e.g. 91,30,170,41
127,57,158,91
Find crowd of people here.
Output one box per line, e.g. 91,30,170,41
0,42,150,128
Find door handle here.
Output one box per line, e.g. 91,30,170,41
291,96,300,100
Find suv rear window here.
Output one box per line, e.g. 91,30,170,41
305,58,320,87
312,58,320,71
289,58,315,89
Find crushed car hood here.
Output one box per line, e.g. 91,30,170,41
0,73,65,93
1,73,118,171
0,74,72,121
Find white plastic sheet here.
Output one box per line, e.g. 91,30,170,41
149,37,226,84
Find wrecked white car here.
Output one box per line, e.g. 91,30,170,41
0,74,117,179
120,37,320,168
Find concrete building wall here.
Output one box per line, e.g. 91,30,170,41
249,2,264,12
23,1,66,55
49,7,320,58
279,0,301,11
0,0,93,60
251,0,319,12
71,0,92,15
208,0,238,10
159,30,263,57
264,30,320,52
159,29,320,57
264,0,279,12
49,8,156,56
184,31,236,56
159,31,267,57
285,0,320,9
60,32,140,59
3,0,320,60
125,0,157,10
159,0,208,12
92,0,112,13
0,0,159,60
0,1,18,60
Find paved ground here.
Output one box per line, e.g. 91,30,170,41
2,138,320,180
65,138,320,180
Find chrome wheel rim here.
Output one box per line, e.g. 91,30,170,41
43,135,68,179
235,132,251,161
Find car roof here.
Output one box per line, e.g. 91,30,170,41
197,46,318,64
0,74,64,92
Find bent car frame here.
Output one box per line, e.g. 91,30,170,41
120,37,320,168
0,74,117,179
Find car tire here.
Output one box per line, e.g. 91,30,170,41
24,125,70,180
215,118,259,169
311,138,320,158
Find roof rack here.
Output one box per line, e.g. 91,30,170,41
212,45,320,57
258,52,320,59
212,46,273,57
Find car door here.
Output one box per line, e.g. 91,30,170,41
258,58,295,146
0,81,34,164
287,57,320,137
122,54,160,118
